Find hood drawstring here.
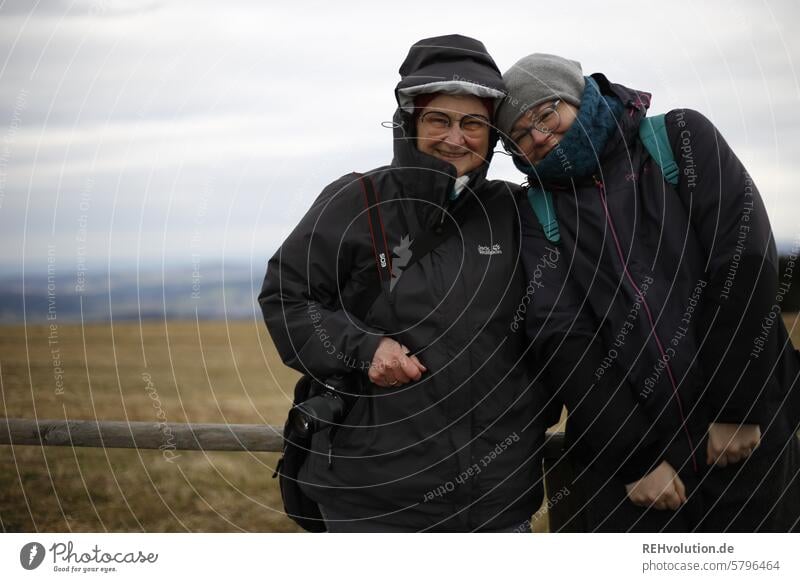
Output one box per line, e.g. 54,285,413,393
435,210,446,235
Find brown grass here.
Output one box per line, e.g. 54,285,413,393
0,319,301,532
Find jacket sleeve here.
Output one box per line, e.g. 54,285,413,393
522,204,662,483
258,174,384,377
666,109,778,425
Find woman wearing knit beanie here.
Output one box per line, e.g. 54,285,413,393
497,53,800,532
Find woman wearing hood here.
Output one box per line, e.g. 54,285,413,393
496,53,800,532
259,35,551,532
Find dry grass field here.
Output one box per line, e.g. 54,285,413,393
0,320,301,532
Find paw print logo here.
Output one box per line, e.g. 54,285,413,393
390,234,414,292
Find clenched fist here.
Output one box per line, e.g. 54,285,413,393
707,423,761,467
625,461,687,511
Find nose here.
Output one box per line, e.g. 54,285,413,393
531,128,550,145
444,124,467,145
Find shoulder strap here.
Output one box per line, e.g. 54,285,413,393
402,209,463,272
354,173,464,321
356,174,392,322
528,187,560,244
358,174,393,296
639,113,679,185
528,114,677,244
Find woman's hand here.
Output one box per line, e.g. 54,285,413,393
706,423,761,467
625,461,687,510
368,337,427,387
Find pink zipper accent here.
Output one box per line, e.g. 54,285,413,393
594,176,698,473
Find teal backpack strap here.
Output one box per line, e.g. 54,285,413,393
525,115,673,245
527,187,560,244
639,114,679,185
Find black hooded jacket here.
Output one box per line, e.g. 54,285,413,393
259,35,550,531
522,73,800,486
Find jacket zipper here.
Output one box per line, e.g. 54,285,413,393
328,430,336,469
435,207,447,235
434,174,459,235
593,175,699,473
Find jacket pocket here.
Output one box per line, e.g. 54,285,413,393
330,388,379,456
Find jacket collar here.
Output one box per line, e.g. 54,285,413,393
591,73,652,159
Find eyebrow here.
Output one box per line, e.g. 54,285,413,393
424,110,490,120
529,101,557,115
513,102,556,130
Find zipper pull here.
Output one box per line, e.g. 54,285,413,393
435,209,446,235
272,457,283,479
593,175,605,195
327,442,333,469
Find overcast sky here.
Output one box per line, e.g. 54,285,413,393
1,0,799,277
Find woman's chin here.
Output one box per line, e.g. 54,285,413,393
528,148,556,166
436,155,480,176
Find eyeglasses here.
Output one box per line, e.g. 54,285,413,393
418,111,491,137
504,99,562,156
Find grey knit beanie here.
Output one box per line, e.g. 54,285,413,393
496,53,585,139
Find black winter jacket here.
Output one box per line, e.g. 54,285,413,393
259,36,550,531
523,73,800,485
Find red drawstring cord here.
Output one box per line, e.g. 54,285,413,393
594,176,698,473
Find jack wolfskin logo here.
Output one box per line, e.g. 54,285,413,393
20,542,46,570
478,244,502,255
390,234,413,292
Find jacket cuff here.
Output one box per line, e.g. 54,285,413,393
355,332,383,374
615,439,663,485
712,407,765,427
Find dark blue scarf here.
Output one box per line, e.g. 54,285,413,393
515,76,624,183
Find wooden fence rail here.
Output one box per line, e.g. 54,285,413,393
0,417,575,530
0,418,284,451
0,418,566,456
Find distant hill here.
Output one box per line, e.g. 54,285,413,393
0,262,265,323
2,256,799,324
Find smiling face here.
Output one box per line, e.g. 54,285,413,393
509,99,579,165
415,94,491,177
